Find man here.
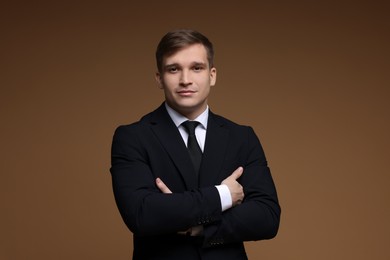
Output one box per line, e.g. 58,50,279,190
110,29,280,259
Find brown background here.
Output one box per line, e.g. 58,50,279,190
1,1,389,259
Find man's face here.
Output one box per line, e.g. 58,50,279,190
156,43,217,119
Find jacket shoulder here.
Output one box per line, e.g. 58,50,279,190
211,112,251,130
112,113,152,138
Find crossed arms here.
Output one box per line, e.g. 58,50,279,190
156,167,245,236
111,124,281,247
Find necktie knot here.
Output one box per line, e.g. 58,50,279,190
182,121,200,136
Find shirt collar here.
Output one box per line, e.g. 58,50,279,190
165,102,209,129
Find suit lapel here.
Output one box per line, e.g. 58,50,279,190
148,104,198,189
199,112,230,186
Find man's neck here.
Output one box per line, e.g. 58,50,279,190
165,103,208,120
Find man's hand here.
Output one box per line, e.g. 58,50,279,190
221,167,244,207
156,177,172,194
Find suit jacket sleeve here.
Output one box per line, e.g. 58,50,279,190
202,126,281,247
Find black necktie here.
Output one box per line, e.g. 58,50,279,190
182,121,202,174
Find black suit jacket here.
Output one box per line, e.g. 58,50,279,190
110,104,280,259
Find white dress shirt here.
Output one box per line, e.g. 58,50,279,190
165,103,232,212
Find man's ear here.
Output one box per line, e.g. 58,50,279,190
210,67,217,86
155,72,163,89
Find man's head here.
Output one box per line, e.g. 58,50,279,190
156,29,214,73
155,29,217,120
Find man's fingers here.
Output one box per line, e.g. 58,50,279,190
156,178,172,194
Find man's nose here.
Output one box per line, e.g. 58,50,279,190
179,70,192,86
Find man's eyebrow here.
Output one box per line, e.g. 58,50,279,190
163,63,180,69
191,62,207,66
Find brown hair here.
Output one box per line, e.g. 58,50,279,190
155,29,214,73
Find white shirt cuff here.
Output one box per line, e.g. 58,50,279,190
215,184,232,212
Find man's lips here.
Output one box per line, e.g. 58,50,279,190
177,90,196,96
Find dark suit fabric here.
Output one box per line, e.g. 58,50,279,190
110,104,281,260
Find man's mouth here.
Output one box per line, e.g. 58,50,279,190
177,90,196,96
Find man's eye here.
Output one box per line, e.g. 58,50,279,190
193,66,203,71
168,67,179,73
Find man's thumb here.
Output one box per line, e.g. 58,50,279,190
231,167,243,179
